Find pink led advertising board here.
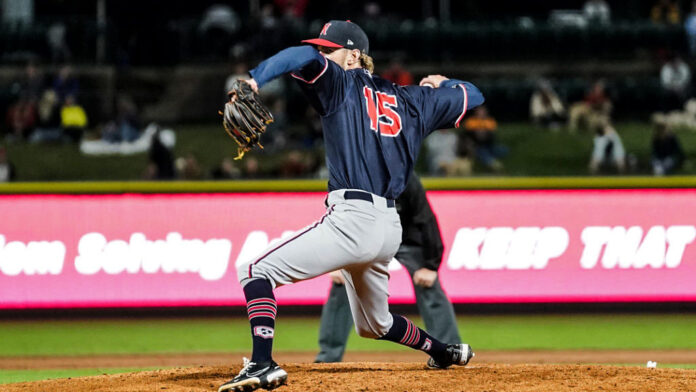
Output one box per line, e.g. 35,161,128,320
1,189,695,308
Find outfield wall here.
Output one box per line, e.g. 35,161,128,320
1,179,695,309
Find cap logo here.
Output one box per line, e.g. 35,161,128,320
320,22,331,36
347,39,354,45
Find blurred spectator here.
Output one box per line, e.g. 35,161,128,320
199,4,240,35
363,2,381,19
211,157,241,179
29,90,62,143
651,0,681,24
251,72,287,151
5,97,37,141
381,59,414,86
46,22,71,63
60,95,88,143
275,0,309,19
583,0,611,25
10,63,44,103
176,152,203,179
660,54,691,110
651,97,696,130
0,146,16,182
102,95,140,143
279,150,315,178
225,62,250,94
146,128,177,180
243,156,261,178
685,1,696,56
424,129,471,176
463,106,506,172
199,5,240,57
568,80,612,133
249,3,287,56
589,122,626,174
652,122,684,175
52,65,79,103
530,80,566,130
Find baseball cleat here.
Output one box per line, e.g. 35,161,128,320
218,357,288,392
426,343,475,369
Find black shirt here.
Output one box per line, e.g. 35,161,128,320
396,172,445,271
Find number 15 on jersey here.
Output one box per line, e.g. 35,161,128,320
363,86,403,137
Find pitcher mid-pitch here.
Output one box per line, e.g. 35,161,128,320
220,20,484,392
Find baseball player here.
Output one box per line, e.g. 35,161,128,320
220,20,484,392
315,171,461,363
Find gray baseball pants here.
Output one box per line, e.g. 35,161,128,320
315,245,462,363
237,189,402,338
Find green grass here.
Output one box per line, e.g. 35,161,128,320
1,314,696,357
1,314,695,384
0,368,155,384
4,121,696,181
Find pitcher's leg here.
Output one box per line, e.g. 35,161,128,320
315,282,354,363
342,261,451,365
237,205,357,288
232,205,365,379
243,279,277,364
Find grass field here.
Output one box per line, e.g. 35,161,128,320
4,121,696,181
1,314,695,384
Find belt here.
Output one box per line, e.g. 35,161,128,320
344,190,395,208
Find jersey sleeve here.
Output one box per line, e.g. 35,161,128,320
404,79,484,133
249,45,350,116
290,52,351,115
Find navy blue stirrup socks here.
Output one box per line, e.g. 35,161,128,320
243,279,277,364
379,314,449,362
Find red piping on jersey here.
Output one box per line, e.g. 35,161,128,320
455,84,469,128
248,204,336,278
290,53,329,84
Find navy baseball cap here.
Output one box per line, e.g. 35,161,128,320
302,20,369,55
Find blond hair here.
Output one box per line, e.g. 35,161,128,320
360,53,374,73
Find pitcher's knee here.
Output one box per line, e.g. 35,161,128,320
236,261,252,284
237,260,272,287
355,323,390,339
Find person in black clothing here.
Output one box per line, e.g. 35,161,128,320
315,171,461,363
146,128,176,180
652,122,684,176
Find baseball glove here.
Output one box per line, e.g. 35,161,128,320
219,80,274,160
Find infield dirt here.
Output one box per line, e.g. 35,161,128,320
3,350,696,392
3,362,696,392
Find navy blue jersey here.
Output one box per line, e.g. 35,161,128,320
250,46,484,199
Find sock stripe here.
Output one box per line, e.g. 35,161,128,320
406,320,417,346
248,309,276,318
410,327,421,346
249,312,276,320
400,319,413,344
247,297,277,321
380,314,447,361
399,319,421,347
248,305,277,313
247,298,277,307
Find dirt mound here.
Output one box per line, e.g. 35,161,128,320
3,363,696,392
3,349,696,370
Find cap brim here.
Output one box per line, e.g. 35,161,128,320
301,38,344,48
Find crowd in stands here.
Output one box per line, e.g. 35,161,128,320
3,0,696,181
4,63,87,144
